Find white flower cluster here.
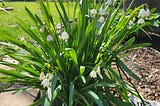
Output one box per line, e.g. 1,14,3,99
89,8,106,24
39,72,53,88
46,31,69,42
39,24,69,42
128,8,150,29
137,8,150,24
89,66,103,79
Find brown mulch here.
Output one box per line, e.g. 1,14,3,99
124,41,160,101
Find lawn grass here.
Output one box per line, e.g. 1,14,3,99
0,2,76,38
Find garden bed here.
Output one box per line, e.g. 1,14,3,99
0,35,159,105
125,47,160,101
124,33,160,102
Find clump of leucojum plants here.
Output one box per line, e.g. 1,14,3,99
0,0,151,105
128,4,160,39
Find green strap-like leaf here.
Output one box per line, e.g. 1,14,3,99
0,68,27,78
87,90,103,106
116,37,135,53
116,58,141,81
69,82,74,106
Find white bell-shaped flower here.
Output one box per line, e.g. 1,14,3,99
90,9,97,16
138,9,146,18
61,32,69,40
99,16,105,23
138,8,150,18
89,71,97,78
138,18,145,24
47,35,53,41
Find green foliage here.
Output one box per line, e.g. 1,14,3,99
0,0,151,105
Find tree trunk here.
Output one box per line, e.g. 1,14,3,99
124,0,160,13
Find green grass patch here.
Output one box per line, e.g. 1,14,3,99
0,1,76,38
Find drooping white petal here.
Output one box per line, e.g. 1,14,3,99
145,9,150,17
107,0,112,5
39,72,45,80
96,66,103,79
47,35,53,41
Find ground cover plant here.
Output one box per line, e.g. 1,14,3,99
0,0,152,105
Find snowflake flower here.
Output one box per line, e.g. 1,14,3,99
90,9,97,16
138,9,146,18
138,8,150,18
99,9,106,16
129,20,134,26
99,16,105,23
41,78,50,88
89,71,97,78
61,31,69,40
138,18,145,24
47,35,53,41
40,26,45,33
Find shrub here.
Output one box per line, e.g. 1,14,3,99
0,0,151,105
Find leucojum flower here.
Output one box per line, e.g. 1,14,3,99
89,66,103,79
61,31,69,40
90,9,97,16
138,18,145,24
98,16,105,23
39,72,53,88
47,35,53,41
99,9,106,16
